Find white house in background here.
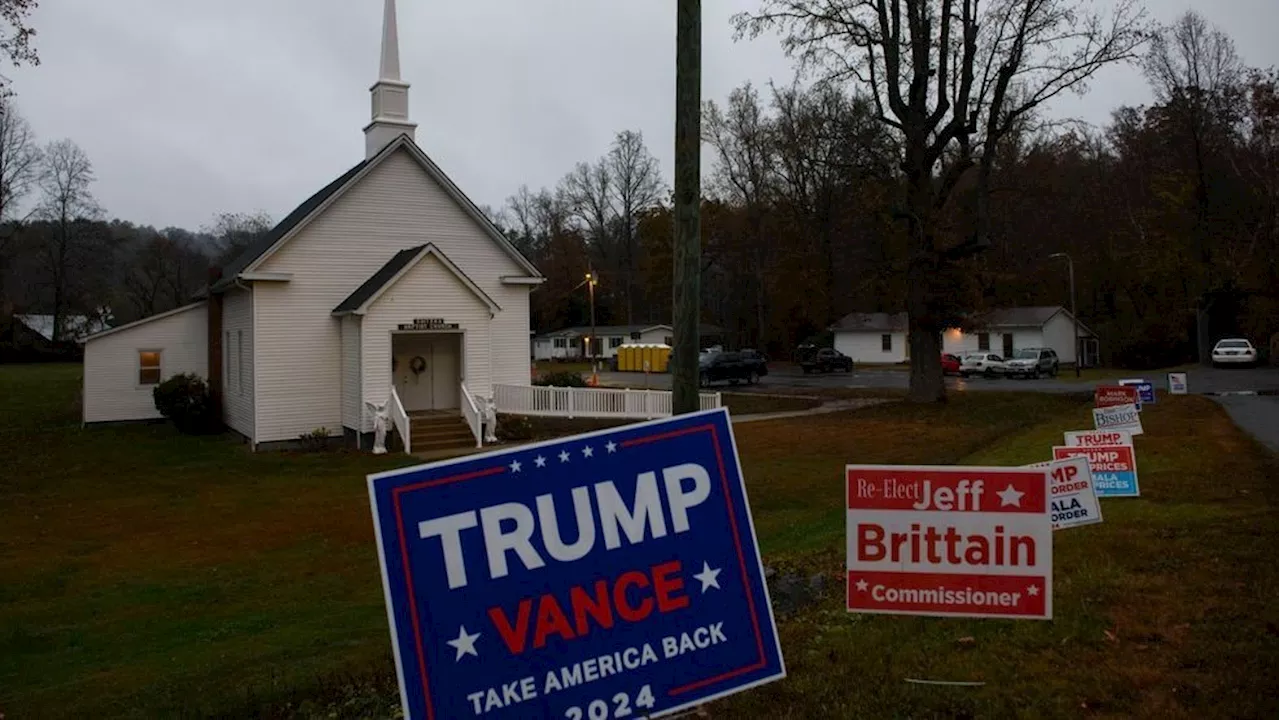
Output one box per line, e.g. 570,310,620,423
531,323,725,361
82,0,543,449
942,306,1097,366
831,312,909,363
830,306,1097,366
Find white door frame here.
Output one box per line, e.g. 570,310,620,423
390,329,466,411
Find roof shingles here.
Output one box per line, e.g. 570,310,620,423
332,245,425,314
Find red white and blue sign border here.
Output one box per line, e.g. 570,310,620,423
367,407,786,719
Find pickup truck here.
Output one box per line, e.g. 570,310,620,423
798,347,854,374
698,350,767,387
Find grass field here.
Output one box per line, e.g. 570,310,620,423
0,363,1274,718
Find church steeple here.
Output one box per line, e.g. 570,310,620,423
364,0,416,158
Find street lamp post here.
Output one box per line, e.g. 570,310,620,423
586,270,598,376
1049,252,1080,377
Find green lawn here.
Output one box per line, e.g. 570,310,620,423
0,364,1274,718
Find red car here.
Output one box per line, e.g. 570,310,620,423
940,353,961,375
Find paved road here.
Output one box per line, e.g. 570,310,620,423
595,365,1278,451
1213,394,1279,454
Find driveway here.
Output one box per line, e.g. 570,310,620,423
593,364,1278,452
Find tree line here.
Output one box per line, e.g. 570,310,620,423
0,97,274,343
489,7,1275,379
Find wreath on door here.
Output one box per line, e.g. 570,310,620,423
409,355,428,377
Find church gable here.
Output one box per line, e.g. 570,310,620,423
248,139,537,289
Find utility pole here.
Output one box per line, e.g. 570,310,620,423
671,0,702,414
1050,253,1080,377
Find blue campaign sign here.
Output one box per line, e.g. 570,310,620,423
1119,378,1156,406
368,408,785,720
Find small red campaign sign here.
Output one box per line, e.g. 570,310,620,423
1063,429,1133,447
1095,385,1139,408
846,465,1052,620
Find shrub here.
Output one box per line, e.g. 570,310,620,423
298,427,331,452
152,373,218,434
533,370,588,388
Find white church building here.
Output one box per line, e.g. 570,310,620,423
82,0,544,450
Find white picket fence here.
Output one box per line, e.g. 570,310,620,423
493,384,722,419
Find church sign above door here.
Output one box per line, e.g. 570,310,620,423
398,317,459,331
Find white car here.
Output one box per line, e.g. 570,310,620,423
959,352,1007,378
1211,338,1258,367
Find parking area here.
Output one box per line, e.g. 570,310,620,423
594,364,1277,396
593,363,1277,453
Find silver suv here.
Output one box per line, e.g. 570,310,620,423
1005,347,1059,379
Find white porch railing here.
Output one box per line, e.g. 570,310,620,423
460,382,483,448
388,384,411,454
493,384,722,419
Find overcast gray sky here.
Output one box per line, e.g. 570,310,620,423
8,0,1278,231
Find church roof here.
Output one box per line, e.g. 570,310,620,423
209,135,541,294
331,245,421,314
332,243,501,316
212,157,371,292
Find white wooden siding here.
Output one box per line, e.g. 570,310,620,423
341,315,362,431
251,147,533,442
221,288,255,440
1041,313,1078,364
944,328,1045,358
1009,329,1044,354
82,303,207,423
360,254,494,431
834,331,907,363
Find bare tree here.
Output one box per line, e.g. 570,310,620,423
560,158,614,313
205,210,273,266
0,0,38,99
703,83,775,345
606,130,664,323
0,96,37,305
506,184,570,259
36,139,101,341
0,97,37,222
1143,11,1243,363
735,0,1149,402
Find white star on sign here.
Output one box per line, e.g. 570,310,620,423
996,484,1025,507
581,445,594,458
508,459,521,473
447,625,481,661
693,562,722,593
855,578,869,592
606,441,617,453
1026,585,1039,597
558,450,571,463
534,455,547,468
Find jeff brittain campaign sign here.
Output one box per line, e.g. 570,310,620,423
368,408,785,720
846,465,1052,620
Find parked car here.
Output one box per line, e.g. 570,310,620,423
941,353,962,375
1211,338,1258,367
959,352,1007,378
740,349,769,377
1004,347,1060,379
798,347,854,374
698,350,764,386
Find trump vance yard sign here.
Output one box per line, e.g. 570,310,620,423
368,408,785,719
